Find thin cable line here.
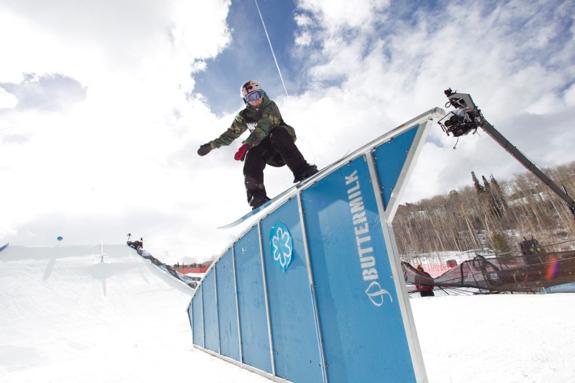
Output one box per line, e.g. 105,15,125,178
253,0,289,97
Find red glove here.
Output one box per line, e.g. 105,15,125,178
234,143,249,161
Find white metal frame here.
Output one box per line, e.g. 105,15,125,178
195,344,291,383
297,192,329,383
365,119,434,383
257,221,277,375
231,246,243,363
213,264,221,354
200,279,206,347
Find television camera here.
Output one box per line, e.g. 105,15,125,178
439,88,575,218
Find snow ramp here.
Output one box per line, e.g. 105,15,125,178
189,108,444,383
0,244,273,382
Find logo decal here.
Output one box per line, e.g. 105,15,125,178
270,222,293,272
346,169,394,308
365,281,393,307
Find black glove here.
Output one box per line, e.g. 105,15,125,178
197,143,212,156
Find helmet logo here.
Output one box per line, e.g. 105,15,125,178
241,80,262,98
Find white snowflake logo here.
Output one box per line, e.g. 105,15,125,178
270,223,293,271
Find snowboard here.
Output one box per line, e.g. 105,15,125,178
218,170,323,229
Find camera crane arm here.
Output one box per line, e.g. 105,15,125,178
439,88,575,219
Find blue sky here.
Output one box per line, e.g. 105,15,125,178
1,0,574,262
196,0,436,114
195,0,300,115
198,0,575,115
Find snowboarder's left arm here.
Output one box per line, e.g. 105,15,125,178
243,101,283,148
210,115,249,149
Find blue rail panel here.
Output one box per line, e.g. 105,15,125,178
234,227,273,373
301,155,416,383
372,124,419,208
188,111,440,381
215,249,241,361
192,284,205,348
260,198,324,383
203,269,220,353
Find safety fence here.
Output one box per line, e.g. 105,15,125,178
188,108,444,383
403,251,575,293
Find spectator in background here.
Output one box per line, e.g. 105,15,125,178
415,265,435,297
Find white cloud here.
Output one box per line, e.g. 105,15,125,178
297,0,390,31
290,0,575,203
294,30,312,47
2,0,575,265
0,88,18,109
0,1,235,261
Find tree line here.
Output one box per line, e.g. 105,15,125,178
392,161,575,257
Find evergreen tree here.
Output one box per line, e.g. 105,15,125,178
490,175,508,210
472,171,484,194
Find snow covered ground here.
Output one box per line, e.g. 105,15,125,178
1,244,574,382
412,293,575,383
0,245,269,383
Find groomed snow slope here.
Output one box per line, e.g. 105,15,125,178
412,293,575,382
0,245,269,383
1,244,574,382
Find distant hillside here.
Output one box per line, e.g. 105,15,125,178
393,161,575,257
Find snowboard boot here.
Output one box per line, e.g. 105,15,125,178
293,164,318,183
245,176,270,210
249,194,271,210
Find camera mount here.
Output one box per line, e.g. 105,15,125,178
440,88,575,219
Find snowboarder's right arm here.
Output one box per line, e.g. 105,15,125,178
197,114,248,156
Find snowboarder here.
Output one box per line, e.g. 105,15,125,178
127,234,144,251
197,80,318,209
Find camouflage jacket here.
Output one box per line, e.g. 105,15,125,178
209,94,296,149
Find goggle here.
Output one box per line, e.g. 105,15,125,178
244,90,264,103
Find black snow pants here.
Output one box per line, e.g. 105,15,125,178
243,126,312,206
